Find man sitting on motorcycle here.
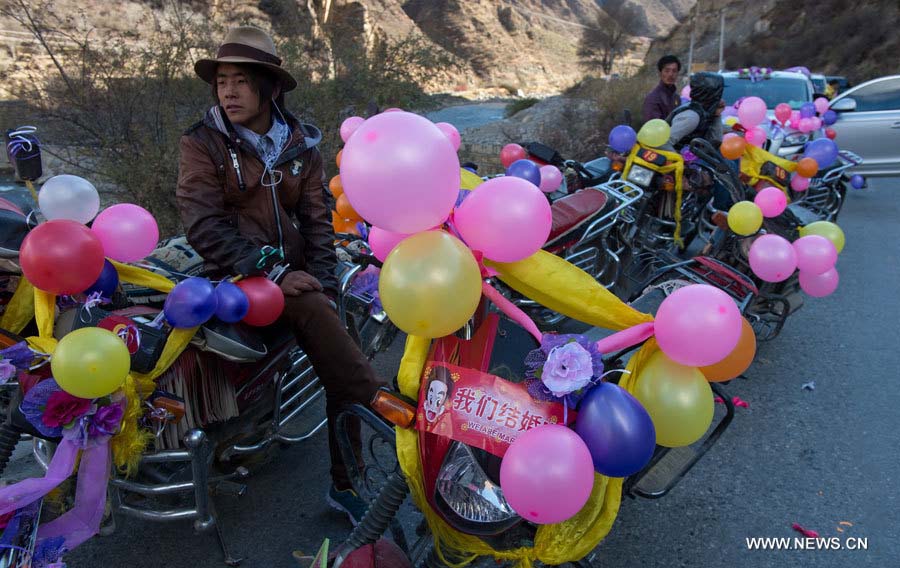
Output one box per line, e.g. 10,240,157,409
176,26,386,525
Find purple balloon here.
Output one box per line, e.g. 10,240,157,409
83,259,119,299
164,277,218,328
800,102,816,119
608,125,637,153
505,159,541,187
214,281,250,323
850,174,865,189
575,382,656,477
822,110,838,126
804,138,839,167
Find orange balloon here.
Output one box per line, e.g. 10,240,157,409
331,210,342,225
720,136,746,160
335,149,343,168
795,157,818,178
336,194,362,221
329,175,344,198
700,318,756,382
334,217,360,236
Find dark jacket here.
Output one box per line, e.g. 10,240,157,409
176,106,338,294
642,82,679,123
666,101,721,150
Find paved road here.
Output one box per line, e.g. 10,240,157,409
36,177,900,566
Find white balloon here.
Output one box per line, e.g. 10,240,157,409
38,175,100,224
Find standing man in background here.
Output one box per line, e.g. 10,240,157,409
642,55,682,123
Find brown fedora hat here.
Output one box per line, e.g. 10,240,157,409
195,26,297,92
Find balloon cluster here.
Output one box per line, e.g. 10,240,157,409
499,143,563,193
162,276,283,328
498,284,755,524
338,112,553,338
21,175,159,296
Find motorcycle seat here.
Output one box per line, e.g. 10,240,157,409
545,188,610,249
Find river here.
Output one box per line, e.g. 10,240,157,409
425,101,509,131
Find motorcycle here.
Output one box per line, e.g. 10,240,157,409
0,216,393,566
328,283,736,567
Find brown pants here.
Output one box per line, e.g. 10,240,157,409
281,291,386,490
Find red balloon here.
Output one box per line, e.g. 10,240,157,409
499,143,527,168
20,219,105,295
235,277,285,326
825,128,837,140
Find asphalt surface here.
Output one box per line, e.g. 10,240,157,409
10,177,897,567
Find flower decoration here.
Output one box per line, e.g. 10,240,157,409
0,341,39,384
525,334,603,407
349,266,383,314
43,391,92,429
18,379,124,445
739,66,773,83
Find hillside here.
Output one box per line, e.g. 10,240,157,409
648,0,899,83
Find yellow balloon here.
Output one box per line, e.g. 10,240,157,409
637,119,671,148
379,231,483,338
724,116,739,126
799,221,845,253
727,201,763,236
633,351,714,448
52,327,131,399
460,168,483,191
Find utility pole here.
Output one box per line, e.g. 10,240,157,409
687,10,695,75
718,8,725,71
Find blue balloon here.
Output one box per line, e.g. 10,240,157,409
850,174,865,189
163,277,218,328
608,125,637,153
800,102,816,118
804,138,839,167
574,382,656,477
83,259,119,299
214,281,250,323
822,109,838,126
505,159,541,187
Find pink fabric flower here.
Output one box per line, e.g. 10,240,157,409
541,342,594,396
41,391,92,428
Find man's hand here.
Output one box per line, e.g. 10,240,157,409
279,270,323,296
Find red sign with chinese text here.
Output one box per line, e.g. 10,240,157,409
415,361,572,458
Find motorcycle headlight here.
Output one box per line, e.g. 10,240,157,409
784,133,809,146
626,165,654,188
435,442,519,529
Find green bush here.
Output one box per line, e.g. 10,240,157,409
505,98,539,118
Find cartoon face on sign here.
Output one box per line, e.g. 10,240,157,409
423,366,454,423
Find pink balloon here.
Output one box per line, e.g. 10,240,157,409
499,425,594,525
538,165,563,193
798,117,814,133
749,234,797,282
367,226,413,262
745,126,767,147
793,235,837,275
814,97,830,115
799,267,839,297
654,284,743,367
383,108,403,113
681,85,691,100
810,116,823,131
791,174,810,192
775,103,792,125
340,112,460,233
454,176,552,263
754,187,787,217
435,122,461,151
91,204,159,262
790,110,801,124
340,116,365,143
737,96,767,127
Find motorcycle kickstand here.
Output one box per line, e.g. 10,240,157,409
209,498,244,566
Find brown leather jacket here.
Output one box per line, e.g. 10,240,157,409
176,106,338,294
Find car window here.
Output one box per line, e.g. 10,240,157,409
847,78,900,111
723,77,810,109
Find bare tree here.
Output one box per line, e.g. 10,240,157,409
577,0,640,75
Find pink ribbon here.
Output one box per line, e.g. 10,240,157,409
593,322,655,354
480,281,542,343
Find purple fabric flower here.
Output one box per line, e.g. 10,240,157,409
0,341,36,369
350,266,383,314
88,402,124,437
0,359,15,384
525,334,604,406
62,415,91,448
33,535,67,568
42,390,92,429
20,379,65,438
